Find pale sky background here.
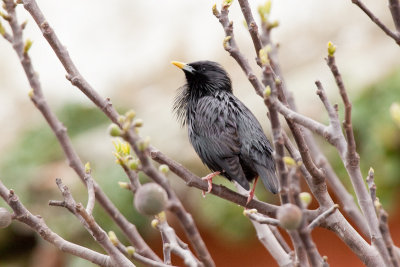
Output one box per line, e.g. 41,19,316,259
0,0,399,161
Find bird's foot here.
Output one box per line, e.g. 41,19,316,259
246,177,259,205
201,171,221,197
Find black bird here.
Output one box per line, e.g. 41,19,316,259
171,60,279,202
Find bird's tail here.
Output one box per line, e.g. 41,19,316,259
255,164,280,194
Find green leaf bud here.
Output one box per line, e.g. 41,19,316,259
128,158,140,171
151,218,159,229
133,118,143,128
23,39,33,54
263,86,271,99
108,124,121,137
108,231,118,245
223,36,232,50
118,182,130,190
126,246,135,256
212,4,219,16
283,156,296,166
125,109,136,121
299,192,312,208
84,162,91,174
327,41,336,57
158,164,169,174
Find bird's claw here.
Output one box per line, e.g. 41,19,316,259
201,171,220,197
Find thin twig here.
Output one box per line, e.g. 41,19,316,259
378,209,400,267
238,0,263,61
308,204,339,231
351,0,400,44
244,210,280,226
154,214,201,267
366,169,400,267
366,167,377,202
120,163,141,193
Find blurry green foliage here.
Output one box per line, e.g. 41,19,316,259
0,103,108,203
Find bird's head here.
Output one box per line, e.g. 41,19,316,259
171,60,232,97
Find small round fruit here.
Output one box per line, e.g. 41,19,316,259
134,183,168,216
277,203,302,230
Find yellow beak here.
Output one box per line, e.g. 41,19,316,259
171,60,195,74
171,61,186,69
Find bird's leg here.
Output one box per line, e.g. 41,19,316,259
201,171,221,197
246,177,259,204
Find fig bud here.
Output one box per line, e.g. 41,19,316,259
134,183,168,216
277,203,302,230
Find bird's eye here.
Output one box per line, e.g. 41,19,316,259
201,67,206,72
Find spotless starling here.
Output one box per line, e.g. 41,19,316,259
171,60,280,202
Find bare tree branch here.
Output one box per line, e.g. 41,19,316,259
0,180,113,267
326,53,392,266
153,213,201,267
50,178,134,266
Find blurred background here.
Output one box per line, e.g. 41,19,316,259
0,0,400,266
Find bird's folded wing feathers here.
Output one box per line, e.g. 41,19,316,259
189,96,250,190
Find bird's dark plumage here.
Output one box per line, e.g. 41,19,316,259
172,60,280,194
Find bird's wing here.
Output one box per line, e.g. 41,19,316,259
236,101,280,194
189,95,250,190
